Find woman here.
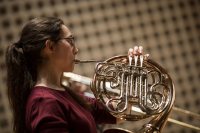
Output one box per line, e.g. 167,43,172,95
6,17,118,133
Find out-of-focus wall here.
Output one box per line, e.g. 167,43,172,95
0,0,199,133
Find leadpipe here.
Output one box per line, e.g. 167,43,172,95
74,59,104,64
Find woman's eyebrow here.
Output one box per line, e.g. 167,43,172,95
65,34,73,38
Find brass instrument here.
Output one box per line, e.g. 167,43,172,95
63,55,200,133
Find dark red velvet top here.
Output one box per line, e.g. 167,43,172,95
25,86,116,133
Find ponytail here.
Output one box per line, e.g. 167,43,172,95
6,42,34,133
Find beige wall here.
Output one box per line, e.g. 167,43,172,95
0,0,199,132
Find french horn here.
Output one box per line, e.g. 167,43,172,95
62,48,200,133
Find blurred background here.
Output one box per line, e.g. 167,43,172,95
0,0,199,133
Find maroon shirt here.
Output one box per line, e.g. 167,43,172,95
25,86,116,133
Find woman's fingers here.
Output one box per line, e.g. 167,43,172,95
128,48,134,56
127,46,149,65
128,46,143,57
128,46,149,61
133,46,139,55
138,46,143,54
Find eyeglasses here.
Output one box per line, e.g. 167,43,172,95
61,35,76,47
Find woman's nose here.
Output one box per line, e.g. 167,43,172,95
74,47,78,55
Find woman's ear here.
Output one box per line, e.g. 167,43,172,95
45,40,55,52
41,40,55,58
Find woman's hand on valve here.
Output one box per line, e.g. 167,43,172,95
127,46,149,66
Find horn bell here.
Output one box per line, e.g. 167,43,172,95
90,55,175,133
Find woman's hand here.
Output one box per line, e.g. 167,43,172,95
127,46,149,66
70,81,88,93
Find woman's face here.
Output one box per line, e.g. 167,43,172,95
52,25,78,72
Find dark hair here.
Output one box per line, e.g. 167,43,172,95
6,17,90,133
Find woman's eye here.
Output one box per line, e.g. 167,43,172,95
62,36,75,47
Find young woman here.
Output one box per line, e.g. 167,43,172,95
6,17,117,133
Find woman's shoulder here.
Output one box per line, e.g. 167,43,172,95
27,86,68,106
26,86,71,112
31,86,57,97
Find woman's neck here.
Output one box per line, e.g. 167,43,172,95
35,65,65,91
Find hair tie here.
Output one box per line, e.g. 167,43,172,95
14,41,23,48
14,42,24,54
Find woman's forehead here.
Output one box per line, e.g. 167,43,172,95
61,25,72,37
